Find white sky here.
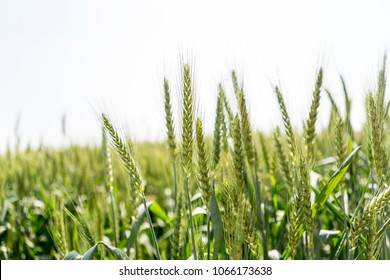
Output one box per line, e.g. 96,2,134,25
1,0,389,151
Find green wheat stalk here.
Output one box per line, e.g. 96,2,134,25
102,126,118,247
180,63,197,260
163,78,178,208
101,113,161,259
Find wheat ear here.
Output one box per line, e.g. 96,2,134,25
101,113,161,259
163,78,178,208
305,68,323,162
180,63,197,260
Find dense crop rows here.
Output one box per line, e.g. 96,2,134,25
0,59,389,260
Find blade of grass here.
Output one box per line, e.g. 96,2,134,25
312,146,361,218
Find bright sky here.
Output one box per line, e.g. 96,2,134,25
1,0,389,151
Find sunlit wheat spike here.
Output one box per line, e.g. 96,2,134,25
287,198,303,258
274,85,297,158
102,125,118,246
102,126,114,191
334,116,347,166
212,85,224,168
181,63,195,176
231,70,241,97
102,113,162,259
366,217,377,260
305,68,323,161
232,114,245,202
375,56,387,154
180,62,197,260
232,72,255,166
220,175,241,259
164,78,177,160
367,56,388,186
242,206,259,259
101,113,142,192
240,91,256,166
273,127,294,193
376,55,387,115
196,118,211,208
298,156,314,259
349,185,390,256
163,77,179,209
101,113,141,228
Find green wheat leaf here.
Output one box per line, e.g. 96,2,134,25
312,146,361,218
210,191,223,260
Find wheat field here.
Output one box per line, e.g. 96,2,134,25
0,58,389,260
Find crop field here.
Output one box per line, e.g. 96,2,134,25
0,60,389,260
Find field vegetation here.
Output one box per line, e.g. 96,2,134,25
0,58,389,260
